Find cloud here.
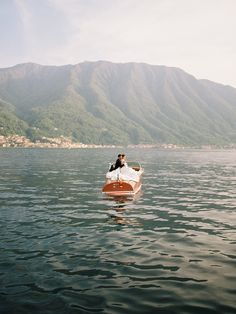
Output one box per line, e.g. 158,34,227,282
14,0,32,29
1,0,236,86
47,0,235,59
13,0,34,61
13,0,73,64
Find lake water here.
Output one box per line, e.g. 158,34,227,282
0,148,235,314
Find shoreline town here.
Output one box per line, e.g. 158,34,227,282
0,134,236,149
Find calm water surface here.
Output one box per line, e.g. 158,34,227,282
0,148,236,314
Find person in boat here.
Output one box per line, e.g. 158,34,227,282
106,154,139,182
121,154,127,167
109,154,125,171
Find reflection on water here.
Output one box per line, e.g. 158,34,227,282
0,148,236,314
103,192,143,225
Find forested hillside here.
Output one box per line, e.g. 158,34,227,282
0,61,236,145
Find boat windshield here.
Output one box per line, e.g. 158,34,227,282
126,161,141,171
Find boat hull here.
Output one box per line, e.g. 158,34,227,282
102,180,142,196
102,162,143,196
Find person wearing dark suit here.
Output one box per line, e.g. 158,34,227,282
109,154,125,171
114,154,124,170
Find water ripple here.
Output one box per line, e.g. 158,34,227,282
0,149,236,313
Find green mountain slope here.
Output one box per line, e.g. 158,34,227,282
0,61,235,144
0,99,28,136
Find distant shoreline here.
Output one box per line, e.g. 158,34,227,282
0,135,236,150
0,135,118,149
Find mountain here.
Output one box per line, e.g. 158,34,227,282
0,61,236,145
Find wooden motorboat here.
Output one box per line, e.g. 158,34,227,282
102,161,143,196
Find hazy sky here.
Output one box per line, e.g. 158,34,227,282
0,0,235,87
